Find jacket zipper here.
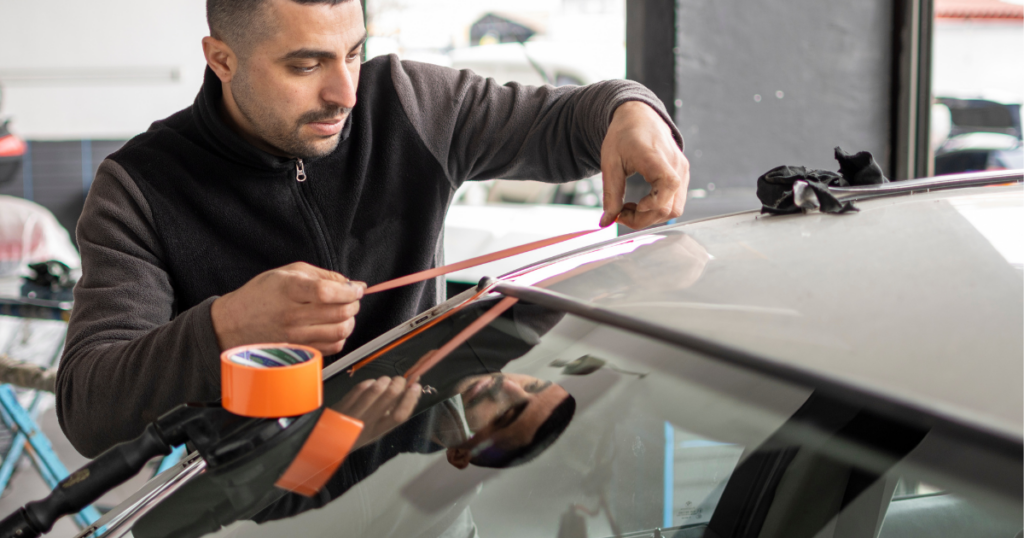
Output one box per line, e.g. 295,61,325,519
291,159,337,272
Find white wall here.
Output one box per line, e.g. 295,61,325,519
0,1,209,140
933,20,1024,103
1,0,626,140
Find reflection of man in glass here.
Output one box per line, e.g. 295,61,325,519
132,300,575,536
332,300,575,470
241,301,577,524
444,373,575,469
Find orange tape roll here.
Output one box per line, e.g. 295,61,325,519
221,344,323,418
275,409,364,496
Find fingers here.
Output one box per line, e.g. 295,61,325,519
390,380,421,423
338,376,391,418
334,376,422,451
363,376,413,423
622,151,689,230
600,152,627,228
287,316,355,342
290,277,365,304
332,377,374,416
286,301,361,327
601,101,690,230
279,263,365,304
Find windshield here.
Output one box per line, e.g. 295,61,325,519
124,295,1022,538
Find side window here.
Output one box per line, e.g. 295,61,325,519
879,478,1021,538
890,479,943,500
666,426,744,527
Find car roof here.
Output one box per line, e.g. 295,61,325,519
499,173,1023,442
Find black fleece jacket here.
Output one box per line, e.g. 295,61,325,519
56,55,681,457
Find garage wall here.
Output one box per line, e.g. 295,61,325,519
673,0,894,189
0,140,126,244
0,0,208,140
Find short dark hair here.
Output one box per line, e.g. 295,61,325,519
471,394,576,469
207,0,354,55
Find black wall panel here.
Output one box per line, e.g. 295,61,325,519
0,140,125,246
671,0,893,189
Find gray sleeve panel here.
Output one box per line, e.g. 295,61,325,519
57,159,222,458
389,55,683,189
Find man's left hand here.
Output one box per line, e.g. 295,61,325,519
600,101,690,230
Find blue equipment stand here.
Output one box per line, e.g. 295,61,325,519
0,295,184,532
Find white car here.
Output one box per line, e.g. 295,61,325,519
5,170,1022,538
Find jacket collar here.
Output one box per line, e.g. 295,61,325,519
192,66,353,171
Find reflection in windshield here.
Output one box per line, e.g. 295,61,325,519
129,297,1021,538
132,299,574,537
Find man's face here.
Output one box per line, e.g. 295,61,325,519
227,0,365,159
446,372,568,469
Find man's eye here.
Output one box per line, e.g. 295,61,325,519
493,408,517,429
491,400,529,430
346,50,361,62
292,65,318,74
525,380,551,394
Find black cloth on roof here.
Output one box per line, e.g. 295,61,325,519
757,147,889,215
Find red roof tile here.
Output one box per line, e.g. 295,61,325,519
936,0,1024,19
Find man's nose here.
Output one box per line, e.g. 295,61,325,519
321,62,357,109
502,378,528,398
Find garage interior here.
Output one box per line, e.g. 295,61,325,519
0,0,1020,536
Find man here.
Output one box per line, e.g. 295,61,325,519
56,0,688,457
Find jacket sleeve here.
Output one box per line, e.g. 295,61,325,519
388,55,684,188
56,159,223,457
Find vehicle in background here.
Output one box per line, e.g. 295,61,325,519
934,97,1023,175
448,40,621,87
440,40,627,296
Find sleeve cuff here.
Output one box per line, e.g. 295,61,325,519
608,94,685,152
188,296,224,380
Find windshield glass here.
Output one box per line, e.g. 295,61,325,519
125,295,1022,538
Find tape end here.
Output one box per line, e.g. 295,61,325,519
275,410,363,497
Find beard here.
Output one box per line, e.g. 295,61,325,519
232,68,351,160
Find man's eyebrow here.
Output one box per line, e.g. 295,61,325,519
279,48,337,61
278,33,367,62
526,380,552,394
349,32,368,54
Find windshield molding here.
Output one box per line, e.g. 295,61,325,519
832,169,1022,201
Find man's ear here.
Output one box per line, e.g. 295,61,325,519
446,447,471,470
202,36,238,83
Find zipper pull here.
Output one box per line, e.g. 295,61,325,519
295,158,307,182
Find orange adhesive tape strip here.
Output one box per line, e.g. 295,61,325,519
363,226,608,295
346,285,492,376
275,409,364,496
404,296,519,381
347,216,616,376
221,344,324,418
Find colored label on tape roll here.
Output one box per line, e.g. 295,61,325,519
221,344,323,418
275,409,364,496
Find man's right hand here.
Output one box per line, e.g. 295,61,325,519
210,262,365,355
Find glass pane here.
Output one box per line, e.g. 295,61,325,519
880,483,1021,537
931,0,1023,175
125,297,1022,538
891,478,943,500
127,298,812,538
